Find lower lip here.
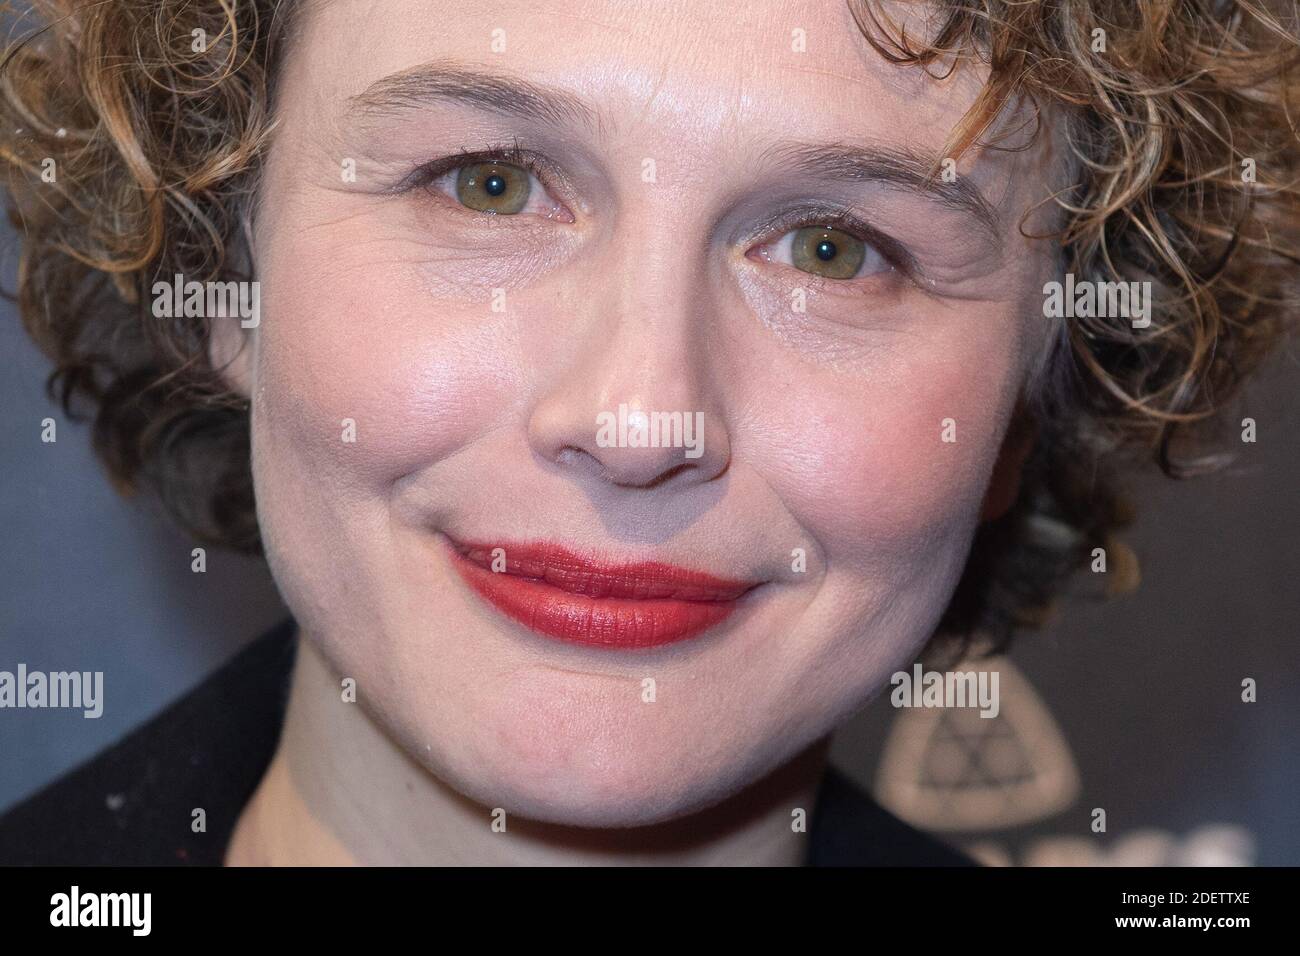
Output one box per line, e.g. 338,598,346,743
445,539,755,649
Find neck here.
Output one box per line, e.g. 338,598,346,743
225,632,831,866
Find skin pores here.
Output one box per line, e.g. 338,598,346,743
226,0,1061,829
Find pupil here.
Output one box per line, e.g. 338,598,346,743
816,238,837,261
484,174,507,196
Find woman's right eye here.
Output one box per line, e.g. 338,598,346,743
426,160,572,221
454,161,531,214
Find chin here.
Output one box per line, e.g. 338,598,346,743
396,670,790,828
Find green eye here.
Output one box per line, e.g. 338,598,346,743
790,226,867,279
455,161,531,214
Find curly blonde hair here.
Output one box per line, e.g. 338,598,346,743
2,0,1297,656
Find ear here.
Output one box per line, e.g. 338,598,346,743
207,214,259,399
980,404,1036,523
208,312,256,399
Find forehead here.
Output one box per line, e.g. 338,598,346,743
286,0,989,157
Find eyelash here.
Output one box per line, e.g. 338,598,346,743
400,142,917,280
748,206,916,281
399,139,558,199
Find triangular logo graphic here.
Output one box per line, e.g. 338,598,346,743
873,656,1079,832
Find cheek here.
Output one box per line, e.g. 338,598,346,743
249,226,530,489
749,338,1020,564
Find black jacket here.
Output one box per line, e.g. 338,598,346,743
0,619,974,866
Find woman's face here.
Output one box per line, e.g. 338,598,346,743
236,0,1059,825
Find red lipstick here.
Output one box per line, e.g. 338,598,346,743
446,538,757,649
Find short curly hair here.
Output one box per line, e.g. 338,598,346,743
2,0,1297,657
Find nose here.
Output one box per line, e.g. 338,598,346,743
526,234,732,491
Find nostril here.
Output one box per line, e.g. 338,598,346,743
601,460,695,490
553,445,605,475
551,441,697,488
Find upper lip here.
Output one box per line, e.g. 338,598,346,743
447,538,760,602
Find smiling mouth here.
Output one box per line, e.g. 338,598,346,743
443,536,761,649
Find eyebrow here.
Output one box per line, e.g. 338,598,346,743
348,62,1001,238
347,59,601,135
762,140,1002,239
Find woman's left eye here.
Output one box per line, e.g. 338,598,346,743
758,225,888,281
426,159,571,220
